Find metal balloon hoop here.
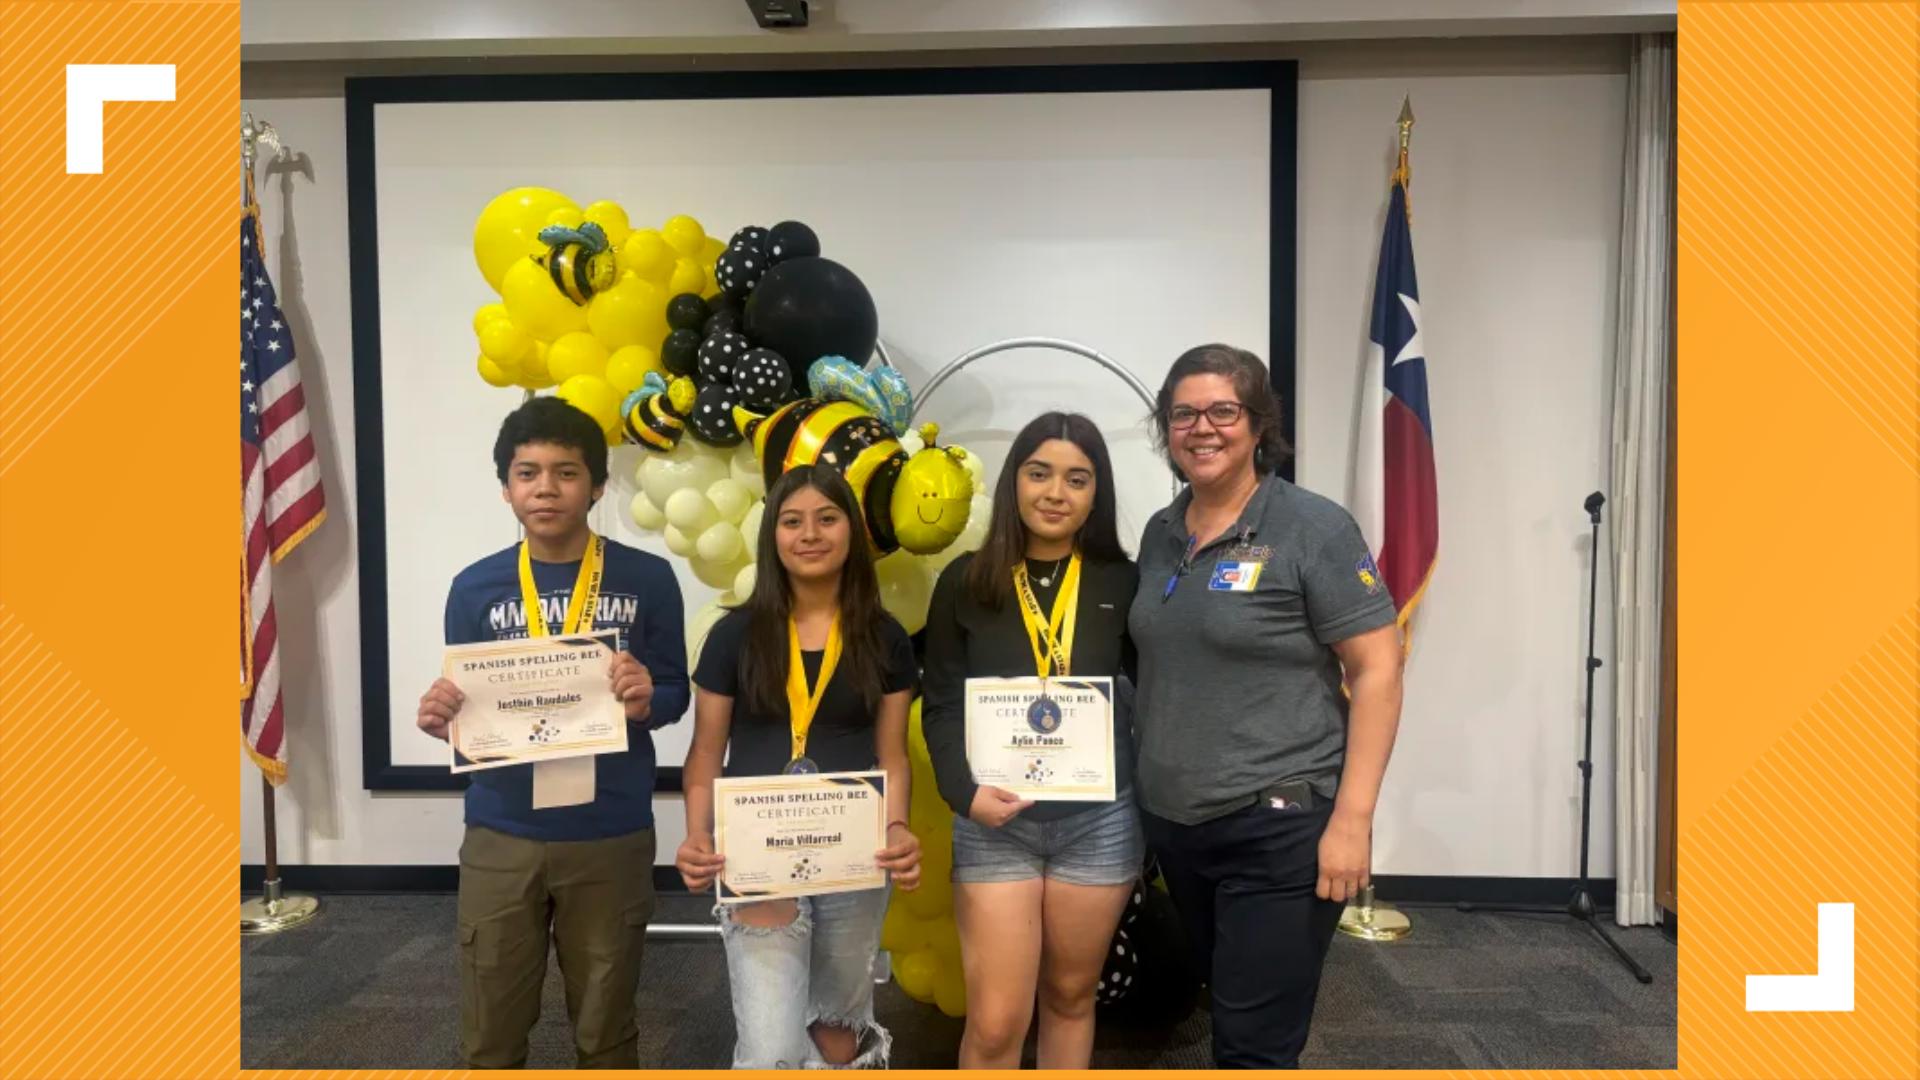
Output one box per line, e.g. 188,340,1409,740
897,336,1175,494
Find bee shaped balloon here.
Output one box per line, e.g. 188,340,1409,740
620,373,698,452
535,221,617,305
735,400,972,556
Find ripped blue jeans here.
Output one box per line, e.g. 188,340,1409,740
716,886,892,1069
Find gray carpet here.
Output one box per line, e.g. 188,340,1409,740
241,892,1675,1070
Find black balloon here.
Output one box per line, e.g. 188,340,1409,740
698,330,751,386
733,347,792,411
715,247,766,301
687,382,744,447
666,293,710,332
743,256,878,387
765,220,821,265
1095,875,1200,1025
661,328,703,378
729,225,769,257
704,308,743,338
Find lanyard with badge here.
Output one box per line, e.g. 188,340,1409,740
1014,552,1081,729
784,614,842,775
520,534,605,808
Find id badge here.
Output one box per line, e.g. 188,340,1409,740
1208,561,1263,592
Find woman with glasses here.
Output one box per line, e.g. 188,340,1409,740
1127,344,1405,1068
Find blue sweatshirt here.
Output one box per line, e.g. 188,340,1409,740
442,538,690,840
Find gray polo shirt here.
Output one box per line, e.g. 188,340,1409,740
1127,475,1397,825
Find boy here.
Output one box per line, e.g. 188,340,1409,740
416,397,689,1069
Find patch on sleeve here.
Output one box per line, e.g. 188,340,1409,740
1355,553,1384,595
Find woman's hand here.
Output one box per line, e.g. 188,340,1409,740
968,785,1034,828
876,822,922,891
676,830,726,892
1316,807,1372,903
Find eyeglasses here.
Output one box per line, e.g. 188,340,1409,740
1167,401,1248,430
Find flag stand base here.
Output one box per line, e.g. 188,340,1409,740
1337,885,1411,942
241,877,320,936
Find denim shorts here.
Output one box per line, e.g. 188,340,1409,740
715,887,892,1069
950,795,1145,886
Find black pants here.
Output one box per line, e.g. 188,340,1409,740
1142,800,1343,1069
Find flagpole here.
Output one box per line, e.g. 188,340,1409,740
1339,96,1419,945
239,113,319,935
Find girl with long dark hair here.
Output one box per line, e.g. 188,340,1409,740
921,412,1142,1069
676,465,922,1069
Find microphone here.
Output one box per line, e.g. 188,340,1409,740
1584,491,1605,524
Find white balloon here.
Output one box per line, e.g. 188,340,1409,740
695,521,744,564
731,442,766,496
738,501,765,549
686,598,730,670
664,489,720,532
732,561,757,599
689,554,741,590
706,478,754,524
958,447,986,494
629,491,666,532
663,524,698,558
642,439,730,509
898,432,925,457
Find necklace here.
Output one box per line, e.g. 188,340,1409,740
1035,557,1065,588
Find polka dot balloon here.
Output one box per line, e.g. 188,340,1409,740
733,347,792,411
714,247,764,300
698,331,751,386
687,381,744,447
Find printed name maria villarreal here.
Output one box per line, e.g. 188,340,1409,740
766,833,844,847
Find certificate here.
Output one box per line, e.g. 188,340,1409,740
713,771,888,904
444,632,627,772
964,677,1116,801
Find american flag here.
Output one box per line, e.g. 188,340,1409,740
242,193,326,784
1353,169,1438,646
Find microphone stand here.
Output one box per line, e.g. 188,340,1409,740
1456,492,1652,984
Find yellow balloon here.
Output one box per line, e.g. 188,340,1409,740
668,258,707,298
556,374,620,432
548,332,610,383
876,551,936,634
477,317,533,365
583,200,633,247
501,257,589,342
472,302,509,333
473,187,577,292
894,949,940,1003
662,215,707,257
477,353,518,388
702,236,727,262
605,345,664,395
519,341,556,388
545,206,586,230
588,275,669,351
620,229,675,283
703,263,722,299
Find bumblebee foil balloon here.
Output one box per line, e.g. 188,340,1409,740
537,221,618,305
736,399,973,556
621,372,698,451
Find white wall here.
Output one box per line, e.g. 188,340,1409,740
243,44,1628,876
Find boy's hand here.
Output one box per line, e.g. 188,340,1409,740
416,678,463,742
610,653,654,723
676,831,726,892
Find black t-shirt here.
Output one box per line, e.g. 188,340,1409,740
921,552,1139,823
695,608,918,778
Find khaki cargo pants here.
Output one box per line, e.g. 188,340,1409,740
457,825,657,1069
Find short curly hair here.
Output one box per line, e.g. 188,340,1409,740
492,396,609,489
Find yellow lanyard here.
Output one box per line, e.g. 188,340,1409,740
785,614,843,764
518,534,605,638
1013,553,1081,683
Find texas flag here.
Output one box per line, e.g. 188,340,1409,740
1353,178,1438,643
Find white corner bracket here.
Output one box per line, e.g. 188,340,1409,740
1745,902,1854,1012
66,64,175,174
